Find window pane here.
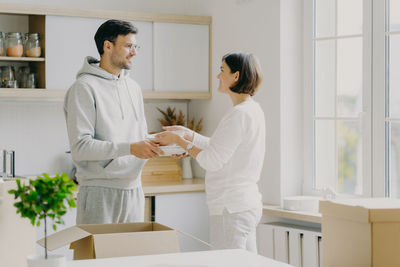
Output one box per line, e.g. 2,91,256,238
315,0,336,38
390,123,400,197
337,37,363,117
315,40,336,117
389,0,400,31
337,121,362,194
337,0,363,36
389,35,400,118
315,120,335,189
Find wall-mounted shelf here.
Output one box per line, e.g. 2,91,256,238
0,4,212,100
0,56,45,62
0,88,65,99
0,89,212,100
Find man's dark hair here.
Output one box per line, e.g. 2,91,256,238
222,52,263,96
94,19,138,56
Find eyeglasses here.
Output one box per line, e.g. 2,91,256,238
109,40,141,52
128,44,141,52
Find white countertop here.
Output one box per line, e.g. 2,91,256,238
67,249,293,267
263,204,322,223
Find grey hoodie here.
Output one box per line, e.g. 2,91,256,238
64,56,148,189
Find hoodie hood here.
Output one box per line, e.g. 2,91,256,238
77,56,130,80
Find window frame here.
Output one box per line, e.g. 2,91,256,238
303,0,376,197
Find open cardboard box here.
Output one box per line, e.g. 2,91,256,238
38,222,180,260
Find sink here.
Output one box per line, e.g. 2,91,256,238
283,196,323,213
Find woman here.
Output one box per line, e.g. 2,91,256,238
156,52,265,252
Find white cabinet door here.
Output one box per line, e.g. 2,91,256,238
153,22,209,92
35,206,77,260
45,16,153,91
155,192,209,252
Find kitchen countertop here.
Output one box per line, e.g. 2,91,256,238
2,177,205,198
142,177,205,196
262,203,322,223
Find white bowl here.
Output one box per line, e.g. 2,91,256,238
159,145,186,156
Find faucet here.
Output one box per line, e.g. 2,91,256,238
1,150,15,178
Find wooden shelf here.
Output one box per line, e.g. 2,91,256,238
0,89,211,100
143,90,211,99
0,56,45,62
0,88,65,99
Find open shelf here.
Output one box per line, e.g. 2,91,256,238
0,56,45,62
0,88,65,99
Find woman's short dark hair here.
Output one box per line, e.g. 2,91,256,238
94,19,138,56
222,52,263,96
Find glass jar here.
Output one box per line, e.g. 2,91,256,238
5,32,23,57
1,66,15,87
0,32,4,56
17,66,30,88
4,79,17,88
26,73,37,88
24,33,41,57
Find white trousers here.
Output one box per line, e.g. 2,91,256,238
76,185,144,224
209,208,262,253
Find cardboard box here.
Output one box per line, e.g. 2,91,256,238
38,222,180,260
320,198,400,267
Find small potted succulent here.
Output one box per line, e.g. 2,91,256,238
8,173,76,267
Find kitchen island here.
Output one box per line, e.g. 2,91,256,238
67,249,293,267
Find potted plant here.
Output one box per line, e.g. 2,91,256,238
157,106,203,178
8,173,76,267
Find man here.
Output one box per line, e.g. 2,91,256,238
64,19,163,224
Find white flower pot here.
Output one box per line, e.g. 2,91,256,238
27,255,66,267
181,156,193,179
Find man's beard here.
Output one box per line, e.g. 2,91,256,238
112,57,132,70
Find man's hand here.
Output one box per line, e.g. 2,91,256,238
130,140,164,159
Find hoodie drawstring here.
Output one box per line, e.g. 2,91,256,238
125,79,138,121
115,81,125,120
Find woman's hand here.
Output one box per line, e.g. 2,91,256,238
162,125,194,142
171,152,188,159
155,131,182,146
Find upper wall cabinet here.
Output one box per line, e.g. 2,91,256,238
0,4,212,100
153,22,209,93
46,16,154,92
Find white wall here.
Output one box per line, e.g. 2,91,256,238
188,0,282,204
0,0,304,205
279,0,304,204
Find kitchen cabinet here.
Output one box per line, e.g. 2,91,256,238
155,192,210,252
46,16,153,92
35,206,77,259
0,179,36,267
0,4,212,100
0,14,46,89
153,22,209,93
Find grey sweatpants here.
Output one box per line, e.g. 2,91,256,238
76,185,145,224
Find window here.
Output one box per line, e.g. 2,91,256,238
305,0,400,197
386,0,400,196
305,0,371,196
